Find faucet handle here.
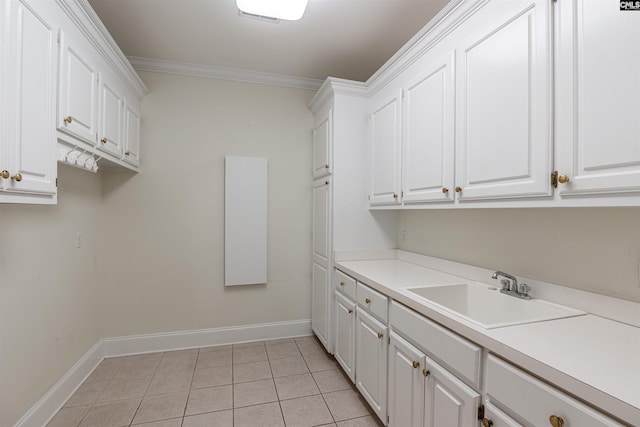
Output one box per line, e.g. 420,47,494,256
519,283,531,297
500,279,510,290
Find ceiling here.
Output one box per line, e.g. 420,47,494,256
87,0,452,83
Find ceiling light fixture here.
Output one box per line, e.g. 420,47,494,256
236,0,309,21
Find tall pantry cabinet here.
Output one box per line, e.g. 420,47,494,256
309,79,396,353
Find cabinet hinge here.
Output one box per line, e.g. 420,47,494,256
56,177,58,187
551,170,559,188
57,30,60,44
477,404,485,420
367,195,370,201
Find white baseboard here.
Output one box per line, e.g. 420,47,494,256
14,319,312,427
14,341,104,427
103,319,312,356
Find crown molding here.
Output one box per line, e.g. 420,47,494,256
366,0,486,97
128,57,323,91
309,77,368,113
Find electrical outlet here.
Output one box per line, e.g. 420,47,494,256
75,231,82,248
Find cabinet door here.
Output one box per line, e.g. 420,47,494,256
312,262,330,349
388,333,425,427
98,73,124,157
313,110,332,178
58,30,99,144
355,308,388,423
334,291,356,383
455,0,553,200
402,53,455,204
555,0,640,196
423,355,480,427
312,178,331,352
312,178,331,263
1,0,58,201
123,102,141,166
369,90,402,205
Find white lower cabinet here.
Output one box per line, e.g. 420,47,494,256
425,358,480,427
355,307,388,423
388,331,480,427
337,270,629,427
334,290,356,382
485,355,624,427
388,333,425,427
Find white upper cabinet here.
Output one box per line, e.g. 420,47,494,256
98,72,125,157
58,30,99,145
1,0,58,203
56,5,145,172
555,0,640,197
313,110,332,179
455,0,553,201
369,90,402,206
123,102,141,166
402,52,455,204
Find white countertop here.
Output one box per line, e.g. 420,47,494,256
335,254,640,426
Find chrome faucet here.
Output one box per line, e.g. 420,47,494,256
491,271,531,300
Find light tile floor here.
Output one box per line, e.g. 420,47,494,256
48,336,383,427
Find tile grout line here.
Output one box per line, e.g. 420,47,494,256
179,349,199,425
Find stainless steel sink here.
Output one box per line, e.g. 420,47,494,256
404,283,585,329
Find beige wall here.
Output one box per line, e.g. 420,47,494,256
0,165,103,426
398,208,640,302
100,71,315,337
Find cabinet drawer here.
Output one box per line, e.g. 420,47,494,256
482,401,523,427
356,282,388,322
389,301,481,387
486,355,624,427
335,269,356,300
